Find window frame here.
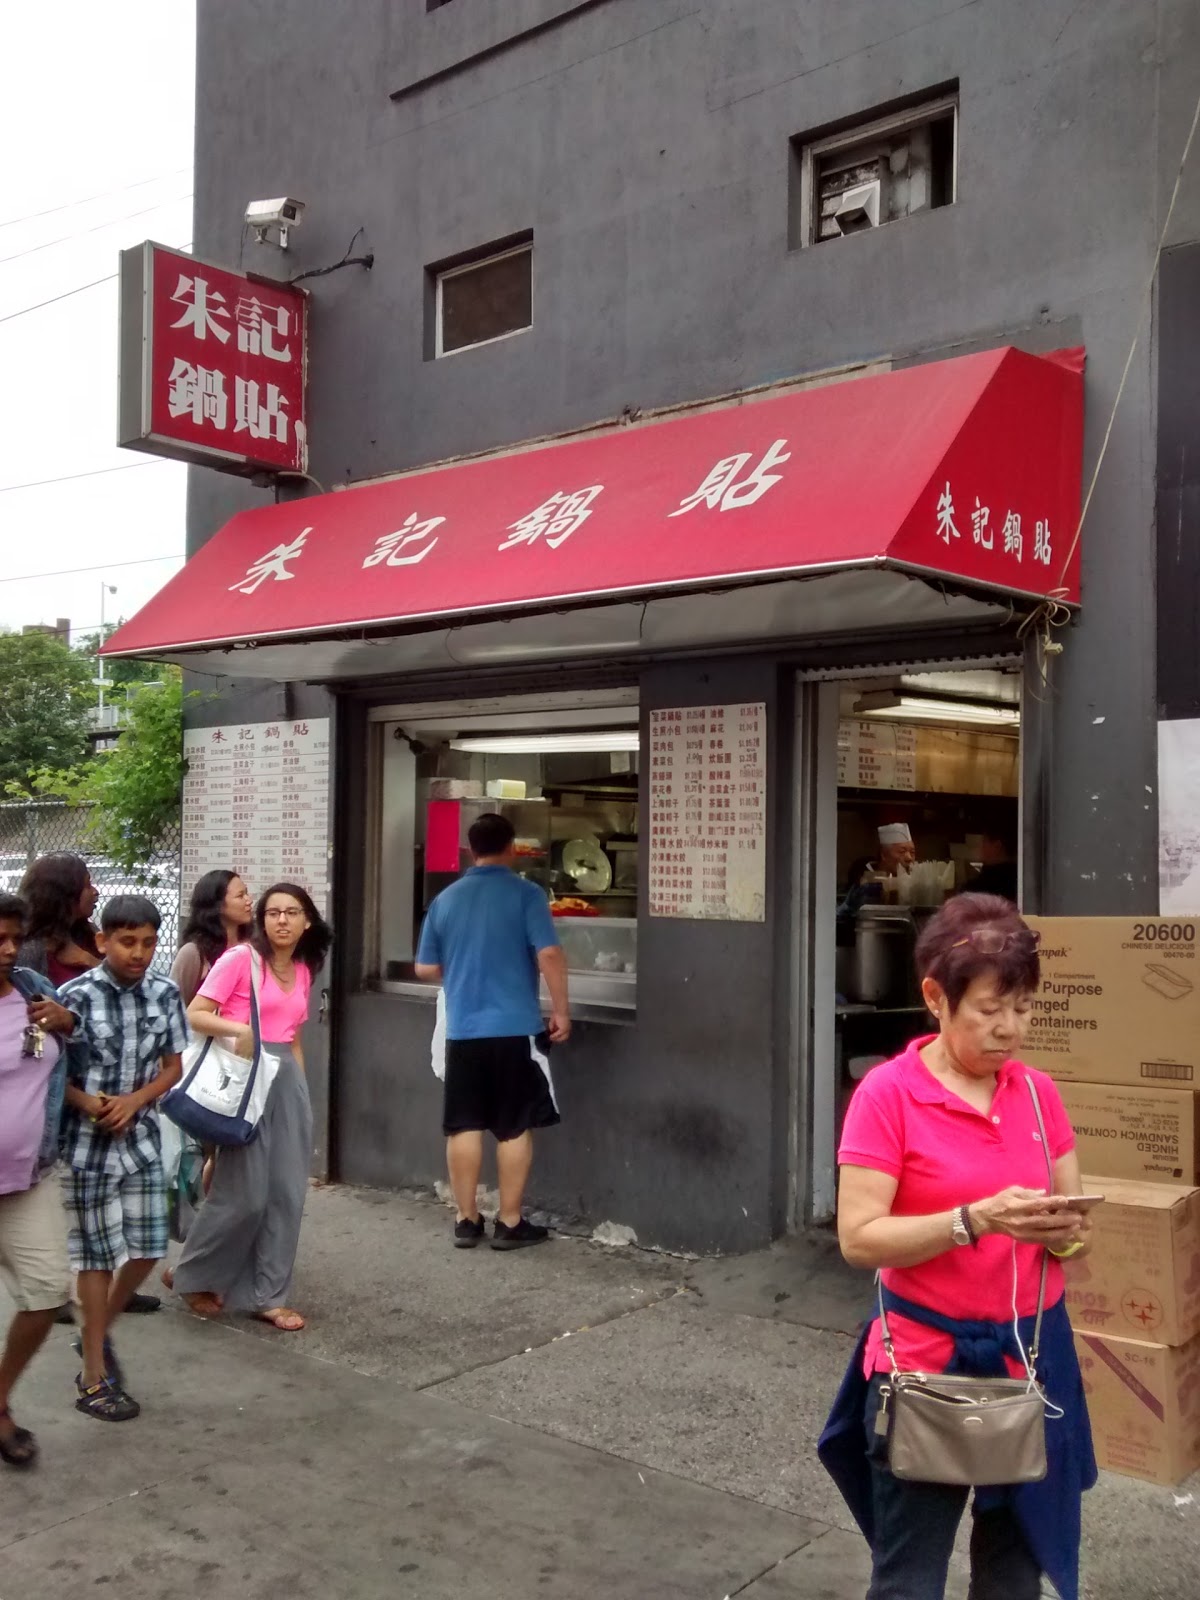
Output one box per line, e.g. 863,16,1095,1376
791,91,959,250
433,240,534,359
363,689,641,1013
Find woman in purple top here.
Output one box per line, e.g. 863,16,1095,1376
0,891,78,1466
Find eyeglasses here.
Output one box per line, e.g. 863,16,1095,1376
951,927,1041,955
264,908,306,920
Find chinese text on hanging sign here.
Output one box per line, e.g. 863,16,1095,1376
118,242,308,477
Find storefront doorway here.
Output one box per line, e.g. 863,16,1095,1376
791,662,1023,1224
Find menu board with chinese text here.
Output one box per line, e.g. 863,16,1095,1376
648,703,766,921
182,719,330,914
837,719,918,791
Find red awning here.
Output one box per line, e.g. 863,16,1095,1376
106,346,1083,675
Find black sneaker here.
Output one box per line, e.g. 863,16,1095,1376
454,1215,486,1249
75,1375,140,1423
491,1217,550,1251
71,1334,125,1390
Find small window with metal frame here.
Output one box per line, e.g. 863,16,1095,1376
430,236,533,358
790,88,958,249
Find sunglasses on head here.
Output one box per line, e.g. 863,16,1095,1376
951,927,1041,955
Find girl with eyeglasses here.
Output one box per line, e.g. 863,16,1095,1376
165,883,332,1332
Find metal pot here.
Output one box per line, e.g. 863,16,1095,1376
852,904,916,1007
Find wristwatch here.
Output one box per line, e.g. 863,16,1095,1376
951,1204,976,1248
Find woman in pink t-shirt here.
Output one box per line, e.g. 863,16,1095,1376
819,894,1097,1600
167,883,331,1332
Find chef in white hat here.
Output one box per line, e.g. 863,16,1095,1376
837,823,918,931
875,821,916,874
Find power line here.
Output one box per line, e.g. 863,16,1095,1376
0,244,192,325
0,270,120,324
0,192,194,267
0,168,189,231
0,552,184,585
0,460,172,495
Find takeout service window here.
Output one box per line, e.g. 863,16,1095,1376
367,697,640,998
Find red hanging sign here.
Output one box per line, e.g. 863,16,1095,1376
117,241,309,478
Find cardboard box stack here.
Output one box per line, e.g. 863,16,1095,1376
1024,918,1200,1484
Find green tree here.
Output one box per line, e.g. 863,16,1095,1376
74,623,164,691
20,670,185,883
0,629,93,791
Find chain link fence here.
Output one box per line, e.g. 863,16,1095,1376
0,800,182,973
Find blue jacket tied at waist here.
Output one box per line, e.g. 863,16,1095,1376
818,1291,1096,1600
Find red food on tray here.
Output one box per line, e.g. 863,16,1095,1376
551,897,600,918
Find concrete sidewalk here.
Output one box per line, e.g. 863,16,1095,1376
2,1185,1197,1599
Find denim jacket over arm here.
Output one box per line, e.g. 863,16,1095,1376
10,965,77,1176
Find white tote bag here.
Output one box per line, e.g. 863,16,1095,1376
162,950,281,1146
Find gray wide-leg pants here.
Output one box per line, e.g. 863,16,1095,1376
173,1048,312,1312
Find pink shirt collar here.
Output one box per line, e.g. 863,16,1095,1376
896,1035,1020,1109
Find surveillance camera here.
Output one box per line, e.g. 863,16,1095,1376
244,197,306,250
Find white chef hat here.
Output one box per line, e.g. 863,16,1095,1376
877,823,913,846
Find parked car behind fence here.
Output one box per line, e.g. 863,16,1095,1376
0,800,181,971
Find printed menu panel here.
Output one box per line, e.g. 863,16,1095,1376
182,718,330,914
837,718,918,791
648,703,766,921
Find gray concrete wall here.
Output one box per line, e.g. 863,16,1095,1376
189,0,1200,913
184,0,1200,1238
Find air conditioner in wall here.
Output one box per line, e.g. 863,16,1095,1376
833,179,882,234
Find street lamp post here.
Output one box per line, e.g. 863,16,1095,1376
96,582,117,718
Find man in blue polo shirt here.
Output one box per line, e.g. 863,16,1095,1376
416,812,570,1250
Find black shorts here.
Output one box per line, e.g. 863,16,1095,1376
443,1033,561,1141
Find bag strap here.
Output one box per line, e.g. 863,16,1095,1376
247,947,264,1055
231,949,264,1122
876,1274,901,1377
1023,1074,1053,1364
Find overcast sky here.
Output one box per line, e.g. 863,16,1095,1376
0,2,195,640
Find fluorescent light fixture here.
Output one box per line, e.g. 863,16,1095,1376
450,730,640,754
854,692,1020,729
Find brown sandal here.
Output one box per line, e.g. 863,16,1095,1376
255,1307,306,1331
182,1292,224,1319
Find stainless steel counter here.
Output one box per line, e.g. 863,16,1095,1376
370,970,636,1020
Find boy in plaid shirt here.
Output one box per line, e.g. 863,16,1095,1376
61,896,187,1421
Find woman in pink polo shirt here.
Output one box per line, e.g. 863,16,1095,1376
819,894,1097,1600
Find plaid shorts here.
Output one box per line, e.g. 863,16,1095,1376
65,1162,168,1272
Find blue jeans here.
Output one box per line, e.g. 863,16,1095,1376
863,1375,1042,1600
